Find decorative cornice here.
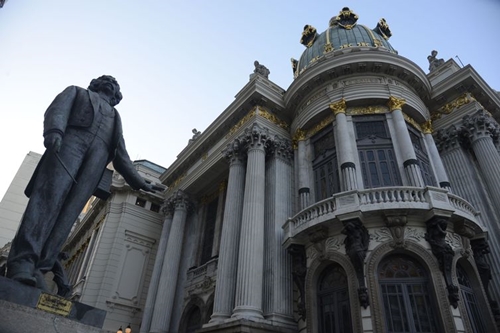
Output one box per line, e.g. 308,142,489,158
387,96,406,111
257,107,289,130
226,106,289,139
431,93,475,121
402,112,422,132
347,105,388,116
329,99,347,116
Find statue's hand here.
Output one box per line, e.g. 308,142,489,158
44,132,62,153
141,183,165,193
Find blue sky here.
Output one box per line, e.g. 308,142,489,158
1,0,499,199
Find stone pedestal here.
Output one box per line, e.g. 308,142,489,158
0,276,106,333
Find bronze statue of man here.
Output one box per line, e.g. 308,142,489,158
7,75,158,290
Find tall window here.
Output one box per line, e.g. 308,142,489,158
312,126,340,201
457,265,487,333
378,254,439,333
185,306,201,333
355,116,401,188
200,197,218,264
317,264,352,333
408,126,436,186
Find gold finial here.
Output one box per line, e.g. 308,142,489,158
329,99,347,115
421,120,433,134
387,96,406,111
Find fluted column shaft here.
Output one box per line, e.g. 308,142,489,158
150,191,190,333
330,99,357,191
140,209,174,333
296,130,310,209
233,124,268,319
422,121,451,190
210,142,246,323
388,96,424,187
263,137,295,324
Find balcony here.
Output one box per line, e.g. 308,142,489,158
283,186,481,245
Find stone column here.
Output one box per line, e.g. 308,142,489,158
387,96,425,187
211,181,227,258
421,120,451,191
330,99,357,191
140,205,174,333
232,123,269,319
462,111,500,300
210,139,247,323
263,135,295,326
150,190,190,333
295,129,310,209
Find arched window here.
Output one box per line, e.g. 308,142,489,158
312,126,340,201
185,306,202,333
354,116,402,188
457,265,487,333
378,254,439,333
317,264,352,333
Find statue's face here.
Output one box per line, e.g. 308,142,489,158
97,76,120,96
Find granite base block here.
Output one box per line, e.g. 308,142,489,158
0,276,106,333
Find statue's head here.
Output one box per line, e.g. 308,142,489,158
88,75,123,106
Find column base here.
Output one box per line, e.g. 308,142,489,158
264,313,297,330
209,312,231,324
200,318,297,333
231,305,264,320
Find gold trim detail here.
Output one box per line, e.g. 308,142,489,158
37,293,73,316
225,106,288,138
329,99,347,115
226,108,257,138
308,114,335,137
219,180,227,193
403,113,422,132
258,108,289,130
431,93,475,120
170,171,187,190
347,106,388,116
387,96,406,111
201,153,208,161
324,43,333,53
421,120,433,134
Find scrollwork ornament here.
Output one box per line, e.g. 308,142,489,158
425,216,459,308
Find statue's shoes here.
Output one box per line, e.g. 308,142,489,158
6,260,37,287
7,270,37,287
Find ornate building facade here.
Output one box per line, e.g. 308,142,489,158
139,7,500,333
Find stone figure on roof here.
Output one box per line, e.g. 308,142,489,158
253,60,270,79
428,50,445,72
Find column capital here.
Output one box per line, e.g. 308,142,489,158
387,96,406,111
242,123,271,151
223,138,246,165
269,135,293,163
167,190,192,212
161,201,174,217
329,98,347,116
462,109,500,143
435,125,462,153
421,120,433,134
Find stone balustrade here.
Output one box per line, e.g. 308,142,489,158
283,186,481,242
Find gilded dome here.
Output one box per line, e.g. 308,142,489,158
292,7,397,76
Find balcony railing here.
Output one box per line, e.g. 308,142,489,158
284,186,480,241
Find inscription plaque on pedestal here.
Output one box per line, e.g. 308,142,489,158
36,293,73,316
